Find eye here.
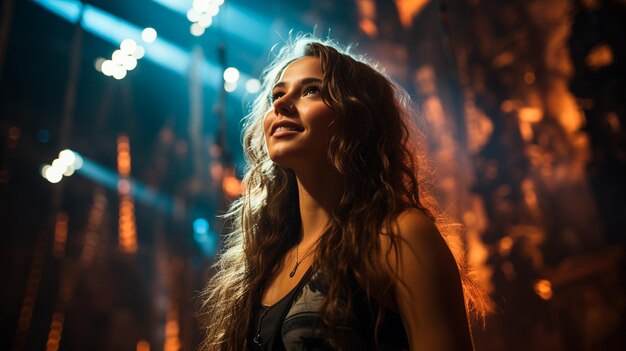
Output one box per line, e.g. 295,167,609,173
270,91,284,103
303,85,321,96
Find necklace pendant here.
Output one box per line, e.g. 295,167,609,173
289,262,298,278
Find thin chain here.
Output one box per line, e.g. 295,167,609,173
289,240,318,278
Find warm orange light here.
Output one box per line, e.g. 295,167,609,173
164,306,180,351
498,236,514,256
359,19,378,37
46,313,65,351
137,340,150,351
223,175,242,198
586,43,613,70
534,279,553,300
53,212,68,259
118,194,137,253
210,162,224,181
518,107,543,123
524,72,536,85
395,0,429,28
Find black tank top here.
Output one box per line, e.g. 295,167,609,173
249,267,409,350
250,267,314,350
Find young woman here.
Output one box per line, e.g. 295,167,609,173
200,37,484,350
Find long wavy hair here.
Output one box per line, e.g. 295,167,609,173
199,36,486,350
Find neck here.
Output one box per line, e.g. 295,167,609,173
293,164,343,245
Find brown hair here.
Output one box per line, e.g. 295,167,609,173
199,36,485,350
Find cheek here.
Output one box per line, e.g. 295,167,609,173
263,110,274,136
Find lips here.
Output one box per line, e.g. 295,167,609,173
271,120,304,136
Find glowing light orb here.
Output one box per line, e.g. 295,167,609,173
141,27,157,43
120,39,137,55
198,13,212,28
223,67,239,83
132,45,145,59
193,218,209,234
187,8,200,22
58,149,76,166
224,81,237,92
121,56,137,70
101,60,115,76
112,49,125,63
245,79,261,94
45,166,63,184
113,67,127,80
94,57,106,72
190,22,205,36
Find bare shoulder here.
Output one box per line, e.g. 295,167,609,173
382,208,473,350
386,208,457,270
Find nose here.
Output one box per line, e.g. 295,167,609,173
273,96,296,116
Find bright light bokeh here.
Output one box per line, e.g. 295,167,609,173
101,60,115,76
141,27,157,43
45,166,63,184
223,67,240,83
58,149,77,166
192,0,209,13
198,13,212,28
94,57,105,72
193,218,209,234
190,23,205,36
245,78,261,94
112,49,125,63
121,56,138,70
113,66,127,80
132,45,145,59
186,8,200,22
72,153,84,170
207,3,219,16
52,159,69,174
224,81,237,93
120,39,137,54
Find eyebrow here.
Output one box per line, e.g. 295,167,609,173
272,77,322,91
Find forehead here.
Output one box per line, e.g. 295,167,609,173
277,56,323,83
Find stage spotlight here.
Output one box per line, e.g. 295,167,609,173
52,159,69,174
245,78,261,94
58,149,76,166
141,27,157,43
45,166,63,184
63,166,75,177
112,49,125,63
132,45,145,59
101,60,115,76
40,164,51,178
198,13,212,28
190,22,205,36
223,67,239,83
94,57,106,72
207,3,219,16
187,8,200,22
113,67,127,80
224,81,237,93
193,0,210,13
72,153,83,170
120,39,137,54
121,55,138,70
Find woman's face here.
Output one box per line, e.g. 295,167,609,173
263,56,337,170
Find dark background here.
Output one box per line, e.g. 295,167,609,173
1,0,625,350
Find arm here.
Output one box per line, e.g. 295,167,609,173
383,209,474,351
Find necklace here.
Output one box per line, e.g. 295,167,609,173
289,241,317,278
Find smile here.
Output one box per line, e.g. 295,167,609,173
271,121,304,136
